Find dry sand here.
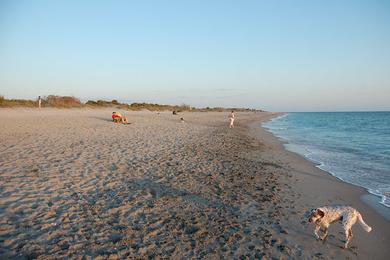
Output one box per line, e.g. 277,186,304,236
0,108,389,259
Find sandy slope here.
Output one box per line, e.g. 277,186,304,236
0,108,388,259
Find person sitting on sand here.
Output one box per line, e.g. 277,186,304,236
112,112,121,122
112,112,129,124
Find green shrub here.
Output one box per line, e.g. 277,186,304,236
44,95,83,108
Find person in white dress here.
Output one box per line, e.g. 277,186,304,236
229,111,235,128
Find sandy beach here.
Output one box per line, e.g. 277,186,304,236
0,108,389,259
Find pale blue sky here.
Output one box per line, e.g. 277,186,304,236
1,0,389,111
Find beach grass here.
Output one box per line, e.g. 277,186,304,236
0,95,261,112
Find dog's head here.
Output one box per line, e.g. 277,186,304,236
308,208,325,223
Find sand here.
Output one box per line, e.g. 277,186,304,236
0,108,389,259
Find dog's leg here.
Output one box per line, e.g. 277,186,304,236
344,228,353,248
345,229,353,249
314,225,321,240
321,226,329,241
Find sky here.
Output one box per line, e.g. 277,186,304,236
0,0,389,111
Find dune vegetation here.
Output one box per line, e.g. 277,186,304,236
0,95,262,112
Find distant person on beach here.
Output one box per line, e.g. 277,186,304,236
229,111,235,128
112,112,129,124
38,96,42,109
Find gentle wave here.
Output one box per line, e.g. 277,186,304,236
263,112,390,208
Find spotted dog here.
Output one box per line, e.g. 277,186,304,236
308,205,372,248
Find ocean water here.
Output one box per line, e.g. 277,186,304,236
263,112,390,208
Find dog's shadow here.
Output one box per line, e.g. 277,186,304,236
298,222,358,255
320,232,358,255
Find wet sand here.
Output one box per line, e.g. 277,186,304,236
0,108,389,259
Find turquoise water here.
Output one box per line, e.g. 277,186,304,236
263,112,390,208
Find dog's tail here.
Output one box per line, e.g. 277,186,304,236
357,213,372,232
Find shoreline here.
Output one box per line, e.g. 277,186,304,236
249,114,390,259
260,114,390,221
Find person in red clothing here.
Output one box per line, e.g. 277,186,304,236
112,112,129,124
112,112,121,122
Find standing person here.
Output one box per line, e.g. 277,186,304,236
38,96,42,109
229,111,235,128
